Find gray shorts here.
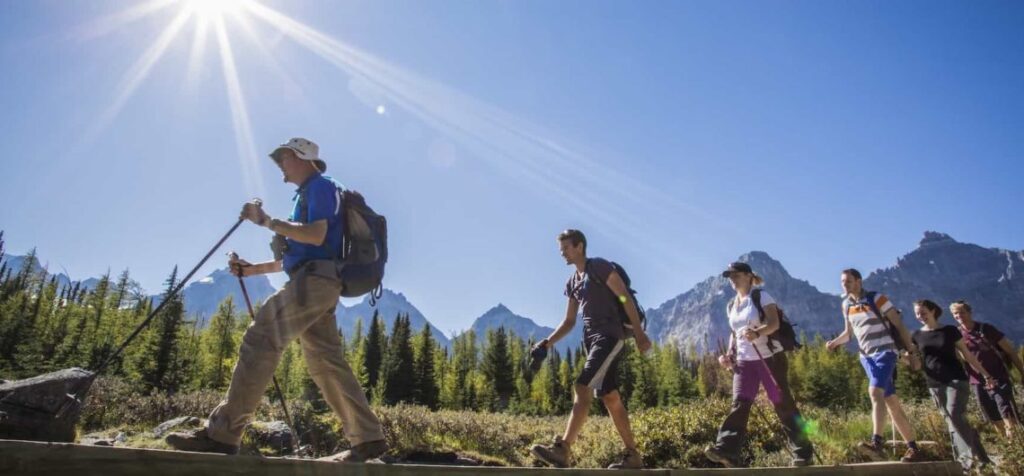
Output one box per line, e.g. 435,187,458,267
575,334,625,397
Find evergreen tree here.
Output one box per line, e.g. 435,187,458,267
412,322,440,409
131,267,188,394
199,296,241,390
382,314,416,404
481,327,515,410
362,311,386,393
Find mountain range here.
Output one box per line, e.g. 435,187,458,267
6,231,1022,353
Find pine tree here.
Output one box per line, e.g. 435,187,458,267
412,322,439,409
199,296,241,390
362,311,386,393
131,267,188,394
382,314,416,404
628,344,658,409
481,327,515,410
348,318,368,387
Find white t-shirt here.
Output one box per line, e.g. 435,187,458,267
728,289,782,361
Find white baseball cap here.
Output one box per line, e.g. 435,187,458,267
270,137,326,173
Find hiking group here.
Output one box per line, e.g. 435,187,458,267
165,137,1023,471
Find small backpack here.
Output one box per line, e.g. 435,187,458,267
297,184,388,304
585,259,647,338
336,190,387,303
729,289,801,353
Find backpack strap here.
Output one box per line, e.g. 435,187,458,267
585,259,615,296
842,294,870,356
751,288,766,323
864,291,885,322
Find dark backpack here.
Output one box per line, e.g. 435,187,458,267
729,289,801,353
585,259,647,338
297,184,388,304
337,190,387,302
843,291,906,351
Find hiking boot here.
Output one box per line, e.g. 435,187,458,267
857,440,885,461
607,447,643,469
704,445,740,468
531,436,572,468
333,439,388,463
165,428,239,455
900,447,924,463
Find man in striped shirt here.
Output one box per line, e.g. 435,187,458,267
827,268,923,463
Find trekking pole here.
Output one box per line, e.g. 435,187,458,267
230,252,301,456
56,206,258,418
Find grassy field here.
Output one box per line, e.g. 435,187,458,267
78,377,1024,473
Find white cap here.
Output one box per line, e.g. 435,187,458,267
270,137,326,172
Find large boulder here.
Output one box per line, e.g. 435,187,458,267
0,368,95,442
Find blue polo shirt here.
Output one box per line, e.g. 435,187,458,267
283,173,344,273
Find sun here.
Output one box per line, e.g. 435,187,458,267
185,0,249,21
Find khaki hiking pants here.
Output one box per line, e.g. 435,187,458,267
207,264,384,446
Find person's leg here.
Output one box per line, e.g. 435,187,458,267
869,387,887,437
563,384,593,445
710,360,757,463
872,352,916,444
532,383,587,467
860,354,888,438
993,382,1022,438
884,393,917,443
299,307,384,447
602,390,636,450
930,385,965,467
564,335,623,445
944,381,989,466
973,383,1007,437
206,276,341,446
765,354,813,461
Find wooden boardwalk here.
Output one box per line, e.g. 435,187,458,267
0,439,962,476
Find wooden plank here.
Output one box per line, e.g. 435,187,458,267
0,439,961,476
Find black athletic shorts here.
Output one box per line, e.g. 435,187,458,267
576,333,625,397
973,381,1019,423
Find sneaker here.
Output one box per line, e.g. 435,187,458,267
704,445,740,468
165,428,239,455
900,447,924,463
332,439,388,463
531,436,572,468
607,447,643,469
857,440,885,462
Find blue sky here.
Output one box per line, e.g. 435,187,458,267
1,0,1022,336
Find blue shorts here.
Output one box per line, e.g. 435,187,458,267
860,351,898,397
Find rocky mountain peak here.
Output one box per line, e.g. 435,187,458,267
920,231,956,247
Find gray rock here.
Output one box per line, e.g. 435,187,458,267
247,420,294,453
0,368,95,442
263,421,294,451
151,416,200,438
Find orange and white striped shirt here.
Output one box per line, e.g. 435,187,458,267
843,292,897,355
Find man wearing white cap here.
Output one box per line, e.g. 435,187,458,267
167,138,387,461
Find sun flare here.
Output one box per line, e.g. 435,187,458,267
185,0,249,21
